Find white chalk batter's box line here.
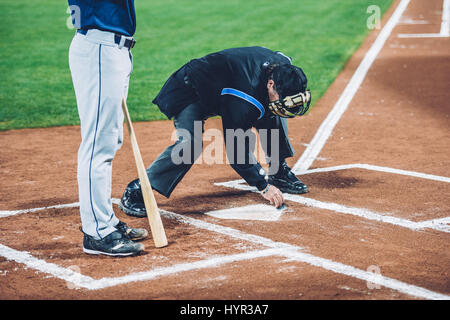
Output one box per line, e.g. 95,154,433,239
0,201,449,300
397,0,450,38
216,163,450,234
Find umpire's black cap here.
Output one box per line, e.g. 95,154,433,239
268,64,311,118
271,64,308,99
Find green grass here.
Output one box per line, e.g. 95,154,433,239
0,0,392,130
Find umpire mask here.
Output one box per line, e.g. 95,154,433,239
267,64,311,118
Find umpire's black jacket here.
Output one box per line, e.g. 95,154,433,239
152,47,295,195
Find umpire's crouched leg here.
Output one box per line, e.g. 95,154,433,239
120,103,206,217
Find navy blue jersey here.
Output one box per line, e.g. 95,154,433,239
68,0,136,36
185,47,292,120
154,47,292,121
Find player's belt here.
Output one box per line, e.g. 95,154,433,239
114,34,136,49
77,29,136,49
77,29,88,35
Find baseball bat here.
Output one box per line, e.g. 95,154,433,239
121,98,168,248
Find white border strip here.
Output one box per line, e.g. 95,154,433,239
293,0,411,172
442,0,450,36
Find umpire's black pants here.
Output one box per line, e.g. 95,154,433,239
146,103,294,198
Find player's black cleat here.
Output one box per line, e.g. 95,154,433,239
268,162,309,194
82,230,145,257
115,221,148,241
119,178,147,218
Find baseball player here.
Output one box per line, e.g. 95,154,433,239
68,0,147,256
119,47,311,217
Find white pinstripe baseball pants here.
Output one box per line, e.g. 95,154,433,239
69,29,132,239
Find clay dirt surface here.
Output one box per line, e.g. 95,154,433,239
0,0,449,303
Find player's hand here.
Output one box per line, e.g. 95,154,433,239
261,185,285,208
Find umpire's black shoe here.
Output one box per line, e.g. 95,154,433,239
115,221,148,241
82,230,145,257
119,178,147,218
268,162,309,194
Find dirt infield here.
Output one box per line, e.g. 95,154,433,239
0,0,449,301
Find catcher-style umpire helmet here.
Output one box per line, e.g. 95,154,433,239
267,64,311,118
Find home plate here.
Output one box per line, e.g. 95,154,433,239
205,204,286,221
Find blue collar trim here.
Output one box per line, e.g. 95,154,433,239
221,88,265,120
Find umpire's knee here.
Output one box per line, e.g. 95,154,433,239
170,128,203,165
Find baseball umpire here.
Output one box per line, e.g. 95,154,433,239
68,0,147,256
119,46,312,217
